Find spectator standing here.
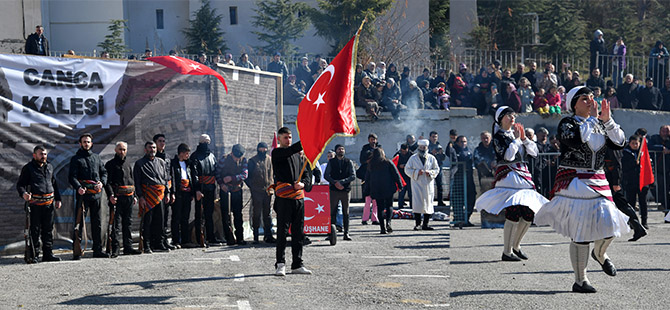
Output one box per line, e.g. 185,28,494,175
648,125,670,211
405,140,440,230
637,77,663,111
363,148,403,234
586,68,606,92
473,131,496,190
324,145,356,240
428,131,447,206
416,68,434,91
590,29,608,74
267,52,289,82
511,63,525,87
295,57,313,88
450,136,477,226
238,53,255,69
612,38,627,87
431,69,448,89
359,134,380,225
622,136,650,229
395,144,414,209
661,77,670,111
616,74,639,109
518,77,535,113
648,41,669,87
25,25,49,56
523,62,539,92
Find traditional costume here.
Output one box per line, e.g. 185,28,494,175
535,86,629,293
405,139,441,230
475,106,549,261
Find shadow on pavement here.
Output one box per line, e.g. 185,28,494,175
449,260,499,265
504,268,670,275
395,244,450,249
112,274,275,289
450,290,568,297
59,293,175,305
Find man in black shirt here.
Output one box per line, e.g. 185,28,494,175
17,145,62,262
429,131,447,206
68,133,108,259
104,142,141,257
153,134,175,250
395,144,414,208
637,77,663,110
324,144,356,240
271,127,313,276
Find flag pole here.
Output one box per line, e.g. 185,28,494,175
297,155,308,183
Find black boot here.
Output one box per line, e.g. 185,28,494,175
628,219,647,242
422,214,434,230
379,218,387,234
42,250,61,262
414,213,422,231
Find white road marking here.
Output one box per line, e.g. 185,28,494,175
540,244,553,247
187,258,222,264
425,303,450,307
362,256,429,259
234,274,245,282
237,300,252,310
389,275,450,278
229,255,240,261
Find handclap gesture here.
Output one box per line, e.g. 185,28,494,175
513,123,526,140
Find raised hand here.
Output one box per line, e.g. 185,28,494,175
599,98,611,122
513,123,521,139
518,123,526,140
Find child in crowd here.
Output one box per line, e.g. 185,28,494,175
546,86,561,114
593,86,603,109
437,88,450,110
557,86,567,111
622,135,649,228
518,77,535,113
533,88,549,115
604,86,619,109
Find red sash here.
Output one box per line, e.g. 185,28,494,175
199,175,216,184
78,179,101,194
549,168,613,201
492,163,535,189
180,179,191,192
140,184,166,215
268,182,304,200
30,192,54,206
116,185,135,196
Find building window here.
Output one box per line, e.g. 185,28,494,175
156,9,164,29
230,7,238,25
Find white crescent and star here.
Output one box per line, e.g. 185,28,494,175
303,196,325,220
306,64,336,111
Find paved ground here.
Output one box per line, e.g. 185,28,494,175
1,204,669,309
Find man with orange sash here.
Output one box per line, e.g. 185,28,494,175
104,141,141,257
134,141,171,253
68,133,108,259
170,143,201,247
191,134,226,245
271,127,313,276
17,145,62,263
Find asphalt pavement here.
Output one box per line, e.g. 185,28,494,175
1,204,668,309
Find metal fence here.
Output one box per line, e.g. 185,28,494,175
526,151,669,210
449,162,469,226
596,53,670,87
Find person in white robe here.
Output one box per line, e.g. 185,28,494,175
405,139,441,230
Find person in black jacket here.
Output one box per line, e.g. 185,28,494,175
17,145,62,262
394,144,413,209
364,147,403,234
586,68,606,92
622,136,651,230
68,133,108,259
190,134,225,246
450,136,477,226
324,144,356,240
590,30,608,75
359,133,380,225
637,77,663,110
170,143,200,248
428,131,447,206
153,134,175,251
25,25,49,56
104,142,141,257
616,74,639,109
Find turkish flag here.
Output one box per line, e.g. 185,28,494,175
296,28,361,168
639,137,655,190
147,56,228,93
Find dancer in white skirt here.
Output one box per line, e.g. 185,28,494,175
535,86,629,294
475,106,549,261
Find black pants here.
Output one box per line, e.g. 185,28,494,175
330,190,350,233
199,189,216,242
220,190,241,242
435,171,444,202
376,197,393,226
78,196,103,253
143,201,164,249
111,195,134,251
626,186,649,225
398,178,412,208
275,197,304,269
172,192,192,245
163,196,171,245
251,189,273,239
29,203,55,255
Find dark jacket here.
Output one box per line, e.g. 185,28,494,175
190,143,218,192
17,160,61,202
621,146,641,191
104,155,135,199
586,76,606,91
355,83,379,108
474,142,496,177
429,141,447,166
364,160,403,199
381,84,402,109
604,148,622,187
68,148,107,199
267,60,289,81
324,156,356,192
171,155,199,196
246,153,273,192
216,154,248,192
133,154,170,199
271,142,313,192
295,64,313,87
616,82,639,109
637,86,663,110
25,32,49,56
394,150,413,183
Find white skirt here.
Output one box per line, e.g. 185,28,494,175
535,177,630,242
475,171,548,215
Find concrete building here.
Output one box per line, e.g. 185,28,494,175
0,0,43,54
2,0,429,58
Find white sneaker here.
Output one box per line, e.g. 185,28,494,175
275,263,286,276
291,266,313,275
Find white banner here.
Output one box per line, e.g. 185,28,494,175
0,54,128,128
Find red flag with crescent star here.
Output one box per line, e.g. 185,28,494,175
147,56,228,93
639,137,654,190
296,23,363,168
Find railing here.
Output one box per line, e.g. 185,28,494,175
596,53,670,87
